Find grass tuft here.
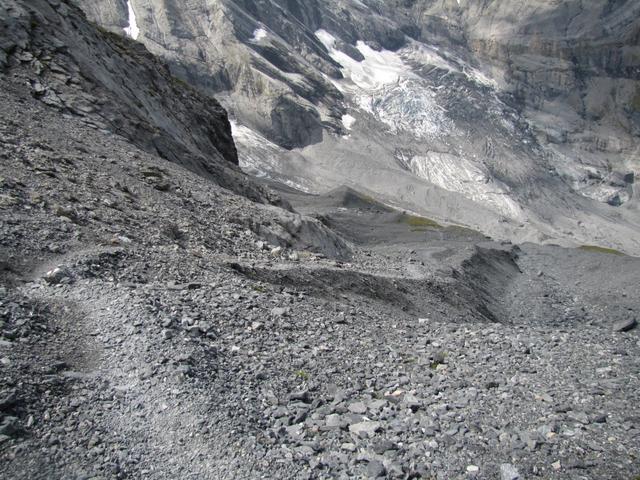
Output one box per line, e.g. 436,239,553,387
398,214,442,231
579,245,625,256
632,85,640,112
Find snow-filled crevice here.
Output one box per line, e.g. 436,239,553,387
123,0,140,40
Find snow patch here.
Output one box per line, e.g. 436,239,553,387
463,67,497,88
316,29,405,91
402,41,497,88
402,42,457,73
123,0,140,40
342,114,356,130
251,28,268,42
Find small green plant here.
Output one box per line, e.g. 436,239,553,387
631,85,640,112
579,245,625,256
430,350,447,369
295,370,309,381
171,76,191,90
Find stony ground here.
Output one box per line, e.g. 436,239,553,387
1,71,639,480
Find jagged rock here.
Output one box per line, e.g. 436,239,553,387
0,0,285,205
348,421,380,438
271,307,288,317
251,206,351,260
0,416,20,437
500,464,521,480
54,205,78,222
366,460,386,478
43,266,72,285
613,318,637,332
0,390,18,412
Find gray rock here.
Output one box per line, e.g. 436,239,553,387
372,440,396,454
54,205,79,222
324,414,344,429
348,421,381,438
43,266,72,284
288,390,311,404
347,402,367,414
271,307,288,317
613,319,637,332
0,416,20,437
500,463,521,480
32,81,46,95
40,89,65,108
0,390,18,412
567,411,590,425
252,206,352,260
366,460,386,478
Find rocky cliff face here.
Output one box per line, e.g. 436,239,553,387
376,0,640,203
75,0,640,254
0,0,278,201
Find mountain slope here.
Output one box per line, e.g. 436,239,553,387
1,2,640,479
0,0,354,256
2,73,640,479
76,0,640,255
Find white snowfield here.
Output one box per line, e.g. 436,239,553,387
230,120,281,177
316,30,406,91
123,0,140,40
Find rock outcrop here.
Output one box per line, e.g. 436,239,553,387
0,0,266,199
